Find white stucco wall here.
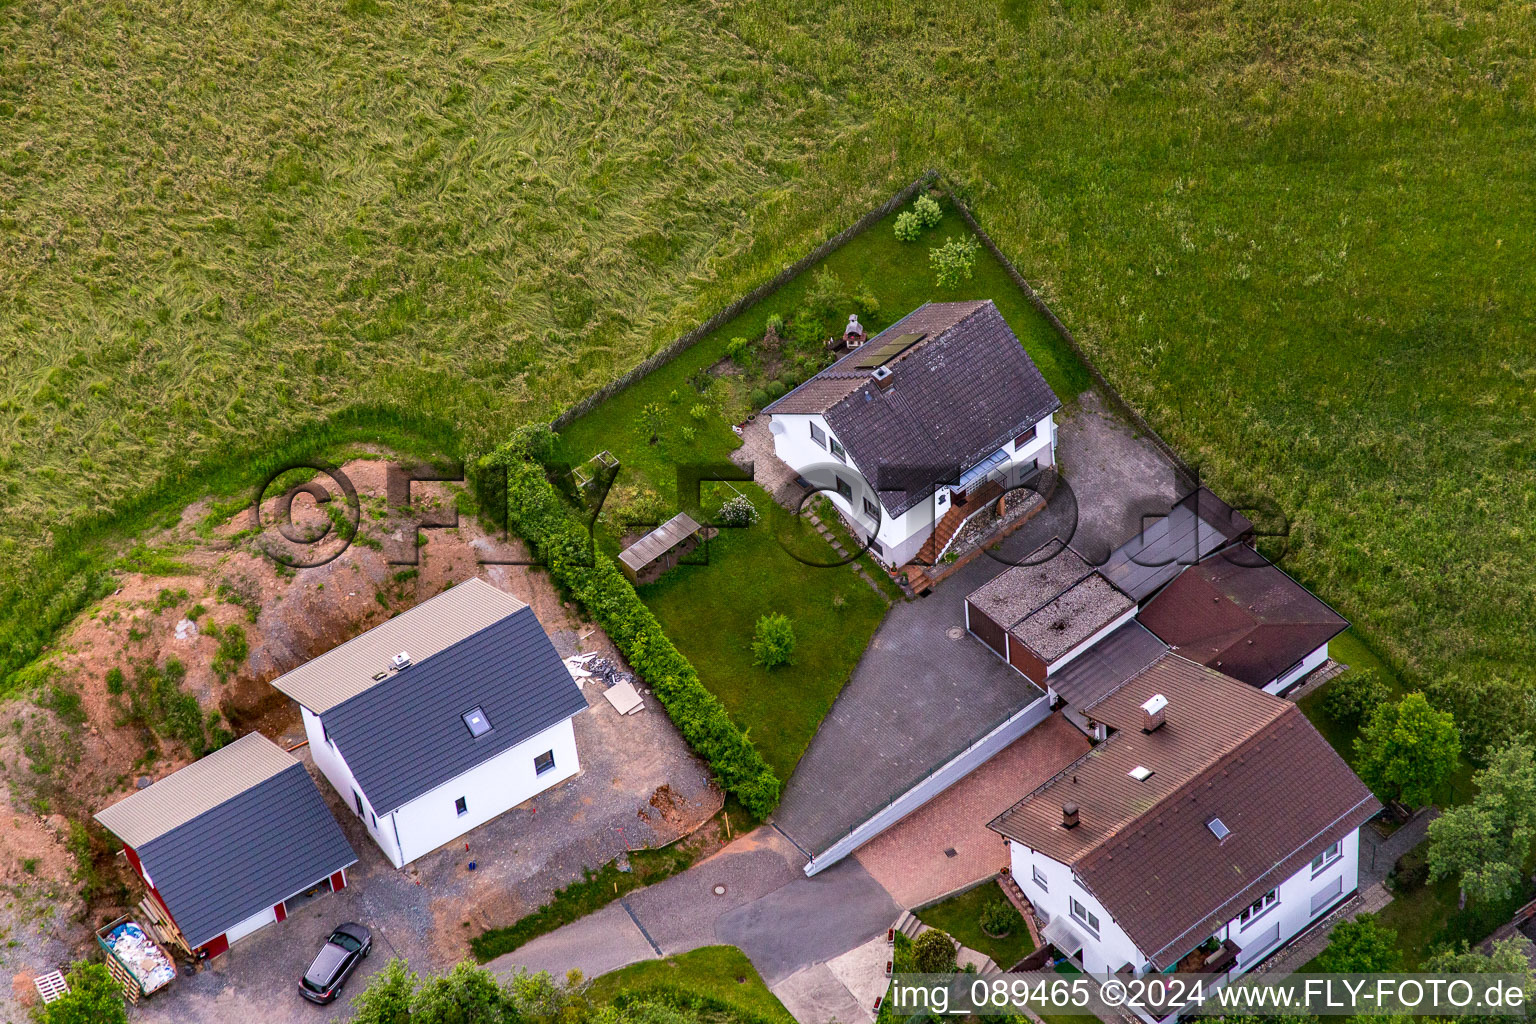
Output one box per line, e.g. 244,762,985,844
768,410,1057,567
1009,826,1362,978
1265,642,1331,695
389,717,580,866
303,706,405,867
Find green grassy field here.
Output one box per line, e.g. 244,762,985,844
586,946,795,1024
3,0,1532,757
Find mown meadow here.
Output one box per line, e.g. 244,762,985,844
2,0,1532,762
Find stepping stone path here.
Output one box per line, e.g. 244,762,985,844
804,509,891,601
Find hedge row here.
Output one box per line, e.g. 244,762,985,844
475,429,781,818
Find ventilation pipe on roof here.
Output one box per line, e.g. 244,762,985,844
1062,802,1080,829
1141,693,1168,733
392,651,412,671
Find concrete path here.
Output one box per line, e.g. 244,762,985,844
492,825,899,999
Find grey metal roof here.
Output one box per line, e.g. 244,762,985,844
94,732,296,848
1100,488,1253,602
125,760,357,949
1047,620,1168,708
618,512,701,572
321,605,587,814
767,301,1061,517
268,577,528,713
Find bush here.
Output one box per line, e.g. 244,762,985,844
1316,914,1401,973
641,402,666,443
718,494,760,528
894,210,921,242
765,312,785,336
751,613,795,669
912,929,958,973
678,426,695,444
979,898,1020,938
930,236,980,289
1322,667,1389,724
1391,847,1430,892
42,962,127,1024
474,438,780,817
748,387,770,410
724,336,750,365
913,194,943,228
689,403,709,422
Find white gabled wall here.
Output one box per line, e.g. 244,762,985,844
768,410,1058,567
1009,826,1362,980
389,717,579,866
303,705,406,868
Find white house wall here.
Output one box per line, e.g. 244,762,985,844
389,717,579,866
1265,643,1331,696
1009,827,1361,979
302,706,406,867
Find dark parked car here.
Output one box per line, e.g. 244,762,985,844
299,922,371,1005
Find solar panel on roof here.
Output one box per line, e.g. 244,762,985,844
851,333,924,369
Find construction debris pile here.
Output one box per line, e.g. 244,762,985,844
565,653,645,716
102,920,176,994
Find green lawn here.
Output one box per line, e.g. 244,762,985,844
1374,853,1534,968
586,946,795,1024
915,884,1036,969
635,491,889,779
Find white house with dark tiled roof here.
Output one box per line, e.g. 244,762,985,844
268,578,587,868
763,300,1060,568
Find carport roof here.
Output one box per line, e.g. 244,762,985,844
321,604,587,814
1100,488,1252,602
95,735,357,950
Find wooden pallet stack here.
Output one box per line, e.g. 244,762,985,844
137,896,191,957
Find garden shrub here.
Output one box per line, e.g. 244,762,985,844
41,961,127,1024
930,236,980,289
724,336,750,365
912,929,958,973
678,426,696,444
751,613,796,670
688,403,709,422
748,387,770,410
913,194,943,228
1391,847,1429,892
718,494,760,528
765,312,785,336
474,432,781,817
893,211,921,242
764,380,788,402
1321,667,1389,724
980,898,1021,938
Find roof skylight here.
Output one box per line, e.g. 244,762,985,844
1207,817,1231,840
1128,766,1153,781
463,707,492,738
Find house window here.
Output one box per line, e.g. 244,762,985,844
322,720,332,747
863,496,880,520
1239,890,1278,928
534,750,556,775
1311,840,1342,876
353,791,364,818
1032,865,1049,892
835,476,853,502
829,436,846,463
1070,897,1100,935
1310,875,1344,914
1014,424,1037,448
455,796,468,817
809,422,827,449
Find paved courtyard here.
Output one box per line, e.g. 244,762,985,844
853,713,1090,909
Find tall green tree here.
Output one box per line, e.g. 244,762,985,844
348,958,418,1024
410,961,519,1024
1354,692,1459,807
1428,737,1536,903
41,962,128,1024
1314,914,1401,973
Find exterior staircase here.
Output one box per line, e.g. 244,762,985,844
914,480,1006,565
891,910,1001,975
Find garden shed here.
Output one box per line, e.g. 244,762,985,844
618,512,702,584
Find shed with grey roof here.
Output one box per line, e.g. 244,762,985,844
617,512,702,584
94,733,356,957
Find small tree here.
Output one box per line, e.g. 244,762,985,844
1428,736,1536,904
912,928,958,973
1315,914,1401,973
913,194,943,228
640,402,665,445
980,898,1021,938
1426,938,1536,1024
42,962,128,1024
929,236,980,289
894,210,922,242
751,613,796,669
1354,692,1460,807
410,961,514,1024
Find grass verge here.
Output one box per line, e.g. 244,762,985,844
914,884,1035,969
585,946,795,1024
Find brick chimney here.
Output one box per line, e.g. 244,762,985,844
1062,802,1080,829
1141,693,1168,733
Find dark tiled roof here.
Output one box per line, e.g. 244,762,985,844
1047,621,1168,709
322,606,587,814
135,763,357,949
1077,708,1380,968
766,301,1061,517
1100,488,1253,602
1137,552,1348,688
989,655,1289,865
990,653,1379,969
